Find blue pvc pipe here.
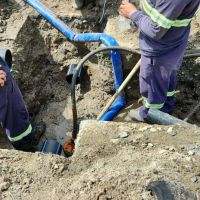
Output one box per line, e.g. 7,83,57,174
25,0,75,40
25,0,126,121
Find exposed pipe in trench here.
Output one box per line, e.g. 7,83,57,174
23,0,126,122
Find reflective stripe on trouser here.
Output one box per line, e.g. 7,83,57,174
0,59,32,144
7,124,32,142
139,45,185,119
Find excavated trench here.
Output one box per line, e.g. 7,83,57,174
1,0,200,153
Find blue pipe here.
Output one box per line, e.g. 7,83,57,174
24,0,126,121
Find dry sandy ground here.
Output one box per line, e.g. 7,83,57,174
1,120,200,199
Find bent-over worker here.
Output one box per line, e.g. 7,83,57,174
0,54,45,151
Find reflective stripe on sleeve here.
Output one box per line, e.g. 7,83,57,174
8,124,32,142
142,0,192,29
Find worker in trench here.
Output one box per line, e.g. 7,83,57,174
0,54,46,151
119,0,200,122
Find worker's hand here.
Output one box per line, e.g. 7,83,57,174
0,70,7,87
119,0,138,18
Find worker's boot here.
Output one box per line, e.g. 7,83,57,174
72,0,85,9
128,107,146,123
129,107,193,126
12,121,46,152
30,121,46,146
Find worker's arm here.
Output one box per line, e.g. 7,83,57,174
0,70,6,87
120,0,188,40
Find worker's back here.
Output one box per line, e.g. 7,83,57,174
139,0,200,56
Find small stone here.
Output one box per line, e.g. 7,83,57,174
131,124,137,129
147,143,154,148
159,149,168,154
170,132,177,136
191,176,198,183
169,147,176,152
188,151,195,156
141,143,148,148
167,127,173,133
110,139,120,144
180,145,185,150
0,182,10,191
186,157,192,162
150,128,157,132
119,132,129,138
157,127,162,131
139,127,148,132
54,164,59,169
0,27,4,33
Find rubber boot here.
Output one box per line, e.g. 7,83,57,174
129,107,194,127
147,109,193,127
129,108,145,123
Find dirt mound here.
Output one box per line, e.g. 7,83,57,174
0,121,200,199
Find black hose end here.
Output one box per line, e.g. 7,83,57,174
0,48,12,69
66,64,82,84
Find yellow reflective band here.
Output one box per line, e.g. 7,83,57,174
142,0,192,29
8,124,32,142
143,98,164,109
167,91,175,97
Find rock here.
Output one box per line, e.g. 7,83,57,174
169,147,176,152
147,143,154,148
110,139,120,144
170,132,177,136
139,127,148,132
167,127,173,133
167,127,177,136
54,164,59,169
119,132,129,138
159,149,168,154
141,143,148,148
191,176,198,183
157,127,162,131
188,150,195,156
0,182,10,191
150,128,157,132
0,27,4,33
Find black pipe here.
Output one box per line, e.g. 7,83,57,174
71,46,200,140
0,48,12,68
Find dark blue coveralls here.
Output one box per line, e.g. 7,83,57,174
130,0,200,119
0,57,33,148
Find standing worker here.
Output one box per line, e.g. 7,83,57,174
0,50,46,151
119,0,200,122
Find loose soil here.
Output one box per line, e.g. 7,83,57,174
0,0,200,199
